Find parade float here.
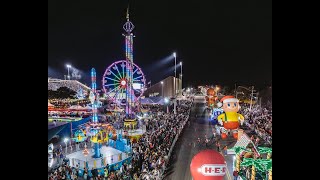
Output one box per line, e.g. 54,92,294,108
190,150,227,180
217,96,244,139
205,88,217,110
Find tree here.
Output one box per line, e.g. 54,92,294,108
258,147,272,159
259,159,272,180
49,87,76,99
240,158,265,180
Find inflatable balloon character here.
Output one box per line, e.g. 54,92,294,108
217,96,244,139
206,88,216,108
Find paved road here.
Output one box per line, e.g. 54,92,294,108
163,100,236,180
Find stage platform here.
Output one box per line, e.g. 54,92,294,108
67,146,129,169
126,128,146,136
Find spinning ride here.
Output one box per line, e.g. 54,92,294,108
102,60,146,106
102,9,146,116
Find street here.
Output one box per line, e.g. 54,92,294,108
163,99,235,180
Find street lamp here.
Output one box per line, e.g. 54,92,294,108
164,97,169,113
66,64,72,80
215,86,220,97
173,52,177,95
180,61,182,95
64,138,69,154
164,97,169,104
161,81,164,97
236,86,256,111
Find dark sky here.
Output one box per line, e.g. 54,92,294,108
48,0,272,89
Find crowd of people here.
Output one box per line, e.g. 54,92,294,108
48,111,91,119
49,99,91,108
239,103,272,145
48,99,192,180
48,79,89,92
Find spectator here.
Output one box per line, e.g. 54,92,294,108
233,170,239,180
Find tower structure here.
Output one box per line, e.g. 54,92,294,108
122,6,135,116
90,68,98,123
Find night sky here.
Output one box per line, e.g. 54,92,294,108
48,0,272,89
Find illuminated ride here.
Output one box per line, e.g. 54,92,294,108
66,8,135,172
103,9,146,117
74,123,118,158
73,129,87,143
102,60,146,106
87,123,116,145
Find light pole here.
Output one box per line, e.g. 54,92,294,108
173,52,176,95
164,97,169,113
215,86,220,99
64,138,69,154
180,61,182,95
161,81,164,97
66,64,71,80
236,86,256,111
249,86,254,111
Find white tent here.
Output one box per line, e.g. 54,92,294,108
48,102,54,107
85,105,92,109
68,105,86,110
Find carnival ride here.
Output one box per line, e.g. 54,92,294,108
64,8,145,173
102,61,146,107
72,121,118,158
102,9,146,117
73,129,87,143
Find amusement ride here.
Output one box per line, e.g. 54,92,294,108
66,7,145,173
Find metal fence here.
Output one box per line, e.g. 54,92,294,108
160,113,190,179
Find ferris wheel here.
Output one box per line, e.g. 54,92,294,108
102,60,146,104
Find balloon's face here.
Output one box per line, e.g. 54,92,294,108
223,102,239,112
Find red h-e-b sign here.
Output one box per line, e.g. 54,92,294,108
190,150,226,180
199,164,226,176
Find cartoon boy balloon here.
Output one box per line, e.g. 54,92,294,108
217,96,244,139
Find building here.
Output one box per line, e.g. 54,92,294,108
143,76,182,98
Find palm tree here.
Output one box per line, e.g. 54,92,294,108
240,158,265,180
258,147,272,159
231,146,251,172
259,159,272,180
